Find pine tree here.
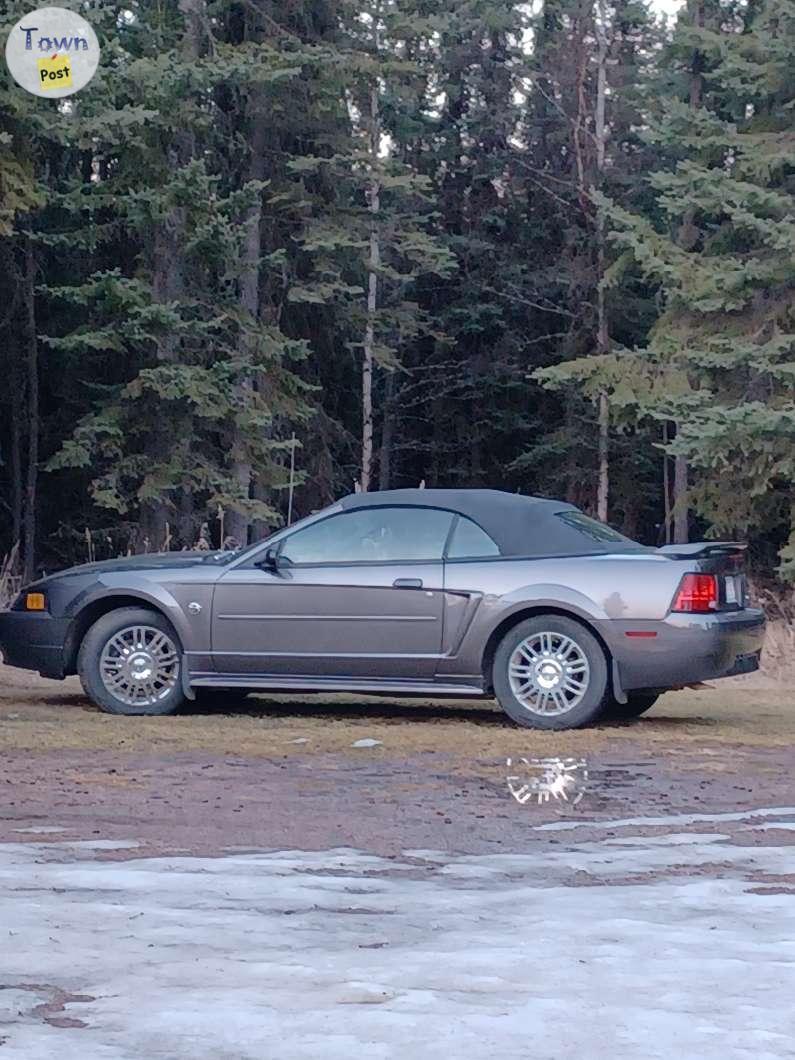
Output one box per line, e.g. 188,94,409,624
45,2,323,549
380,0,535,491
287,0,456,492
541,0,795,569
524,0,660,525
4,0,795,584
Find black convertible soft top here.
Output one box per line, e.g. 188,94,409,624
340,488,643,558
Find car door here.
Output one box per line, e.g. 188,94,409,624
211,506,454,678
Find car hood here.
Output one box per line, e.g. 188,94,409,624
38,551,232,582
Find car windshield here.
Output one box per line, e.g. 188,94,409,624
203,505,341,565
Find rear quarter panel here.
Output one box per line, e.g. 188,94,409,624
441,552,687,678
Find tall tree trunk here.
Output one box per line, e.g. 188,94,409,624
564,402,580,504
142,0,204,552
594,0,610,522
138,504,167,553
225,87,267,546
378,370,395,490
361,163,379,490
361,13,381,492
667,0,705,545
662,422,672,545
176,493,195,550
21,234,38,582
430,395,444,487
596,391,608,521
143,199,183,552
0,245,23,554
10,365,22,552
673,455,689,544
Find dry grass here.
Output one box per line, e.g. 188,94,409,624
755,618,795,683
0,662,793,762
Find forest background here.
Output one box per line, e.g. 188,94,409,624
1,0,794,601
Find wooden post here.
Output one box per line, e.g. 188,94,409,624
287,433,296,526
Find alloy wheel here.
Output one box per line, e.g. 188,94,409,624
507,630,590,716
99,624,180,707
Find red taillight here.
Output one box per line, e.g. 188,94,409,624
671,573,718,613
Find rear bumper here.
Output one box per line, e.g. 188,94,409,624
0,610,70,679
609,608,766,692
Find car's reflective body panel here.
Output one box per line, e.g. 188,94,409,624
0,490,765,700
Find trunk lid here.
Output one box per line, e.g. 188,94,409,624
657,542,748,610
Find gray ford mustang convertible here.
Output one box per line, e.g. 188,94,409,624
0,489,765,729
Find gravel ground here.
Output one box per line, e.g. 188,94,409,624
1,662,794,856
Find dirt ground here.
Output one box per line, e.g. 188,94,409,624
3,662,795,1059
2,662,794,858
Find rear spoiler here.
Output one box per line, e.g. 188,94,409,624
656,541,747,560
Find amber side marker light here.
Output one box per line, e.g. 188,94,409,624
25,592,46,611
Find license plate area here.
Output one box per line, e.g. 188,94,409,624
723,574,746,608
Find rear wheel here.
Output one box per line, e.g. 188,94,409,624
78,607,184,716
492,615,609,730
605,692,660,720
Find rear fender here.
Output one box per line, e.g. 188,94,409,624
472,584,623,697
498,583,610,625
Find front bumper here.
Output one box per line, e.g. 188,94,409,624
610,608,766,692
0,610,71,679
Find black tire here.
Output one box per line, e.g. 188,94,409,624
77,606,185,716
492,615,609,730
604,692,660,720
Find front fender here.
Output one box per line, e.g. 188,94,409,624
66,583,194,651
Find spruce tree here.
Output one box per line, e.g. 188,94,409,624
287,0,456,491
45,2,323,549
541,0,795,567
527,0,661,527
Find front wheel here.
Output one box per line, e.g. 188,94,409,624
492,615,609,730
78,607,185,716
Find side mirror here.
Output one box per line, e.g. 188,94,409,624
257,546,283,573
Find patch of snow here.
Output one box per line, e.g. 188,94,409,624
534,806,795,832
352,738,382,748
11,826,66,834
1,809,795,1058
603,832,729,847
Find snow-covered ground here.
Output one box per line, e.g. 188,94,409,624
2,808,795,1059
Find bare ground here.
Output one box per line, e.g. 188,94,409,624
1,662,794,859
2,664,795,1059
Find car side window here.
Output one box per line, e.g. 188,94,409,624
446,515,500,559
279,507,454,565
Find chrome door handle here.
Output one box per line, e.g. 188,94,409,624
393,578,423,589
